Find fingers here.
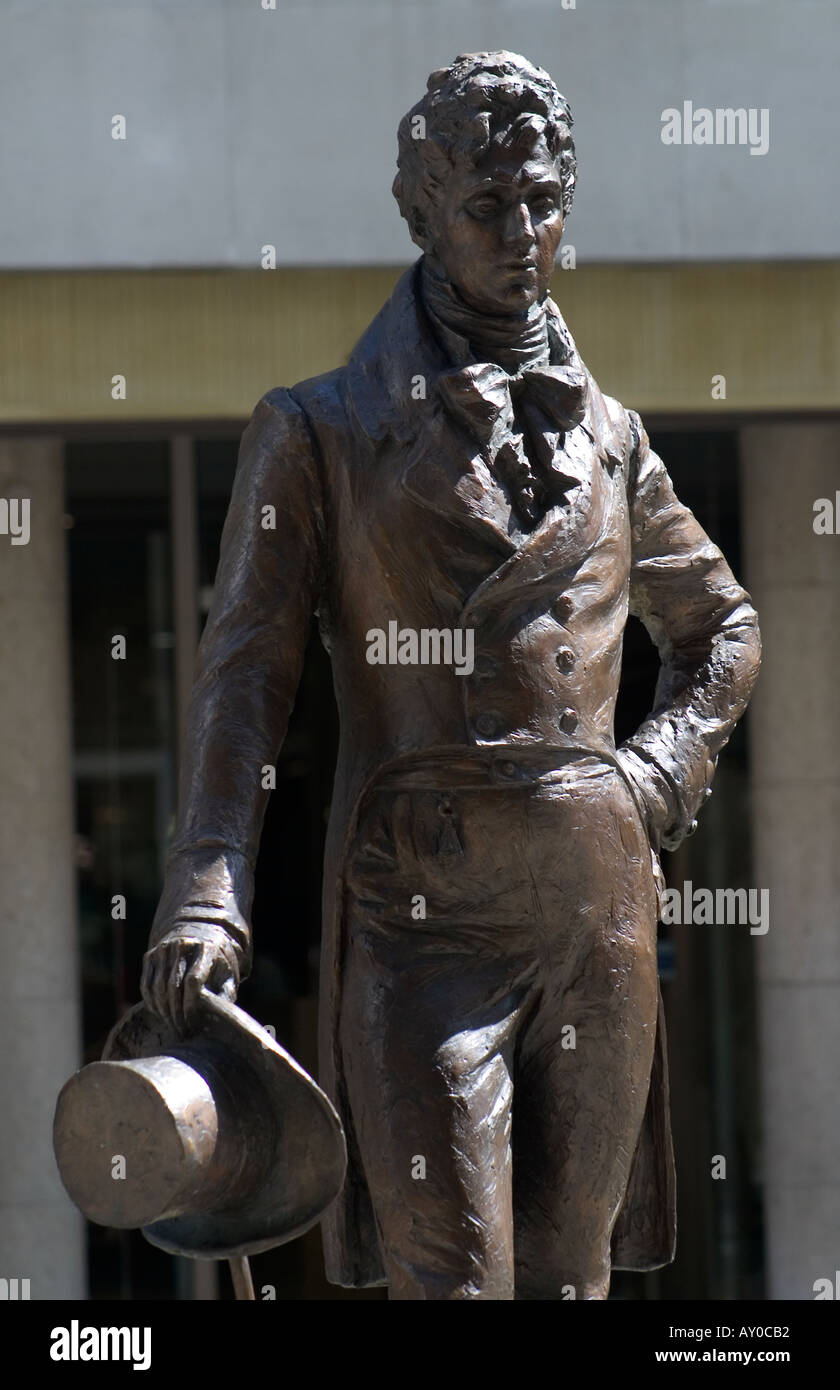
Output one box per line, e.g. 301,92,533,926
139,951,155,1013
140,936,239,1036
208,944,239,1002
182,944,217,1032
168,946,194,1036
140,939,197,1034
141,945,173,1022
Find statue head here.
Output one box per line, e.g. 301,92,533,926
393,51,576,316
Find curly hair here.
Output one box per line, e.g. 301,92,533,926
393,51,576,250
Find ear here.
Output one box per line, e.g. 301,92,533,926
407,207,435,255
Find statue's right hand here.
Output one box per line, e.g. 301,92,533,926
141,926,241,1037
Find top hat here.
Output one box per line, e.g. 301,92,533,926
53,989,347,1259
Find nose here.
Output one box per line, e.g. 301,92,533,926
501,201,535,248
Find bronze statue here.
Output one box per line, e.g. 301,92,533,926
129,52,759,1299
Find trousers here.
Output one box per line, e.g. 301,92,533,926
339,747,660,1300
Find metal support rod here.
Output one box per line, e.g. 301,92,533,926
229,1257,256,1301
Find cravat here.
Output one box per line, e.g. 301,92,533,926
437,361,588,527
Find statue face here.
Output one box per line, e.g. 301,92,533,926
429,135,565,315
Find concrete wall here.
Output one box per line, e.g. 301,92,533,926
0,0,837,268
0,439,87,1298
741,426,840,1299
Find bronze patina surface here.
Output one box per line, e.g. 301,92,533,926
139,51,761,1299
53,988,346,1260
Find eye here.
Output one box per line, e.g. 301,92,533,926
530,194,559,216
467,197,500,219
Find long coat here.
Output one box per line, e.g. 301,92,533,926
150,259,761,1287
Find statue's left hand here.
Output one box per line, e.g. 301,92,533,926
615,745,673,851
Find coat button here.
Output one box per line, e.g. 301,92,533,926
555,647,575,673
474,654,498,679
559,708,578,734
497,761,517,779
475,713,500,738
552,596,574,623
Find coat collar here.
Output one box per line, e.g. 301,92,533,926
346,259,624,453
344,259,626,560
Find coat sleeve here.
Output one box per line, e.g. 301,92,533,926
617,411,761,853
147,387,326,977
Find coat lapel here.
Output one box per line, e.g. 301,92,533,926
400,408,518,555
462,426,612,626
344,260,627,589
346,261,519,553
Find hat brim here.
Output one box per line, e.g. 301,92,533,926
104,992,347,1259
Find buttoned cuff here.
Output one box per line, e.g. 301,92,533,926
148,845,254,977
